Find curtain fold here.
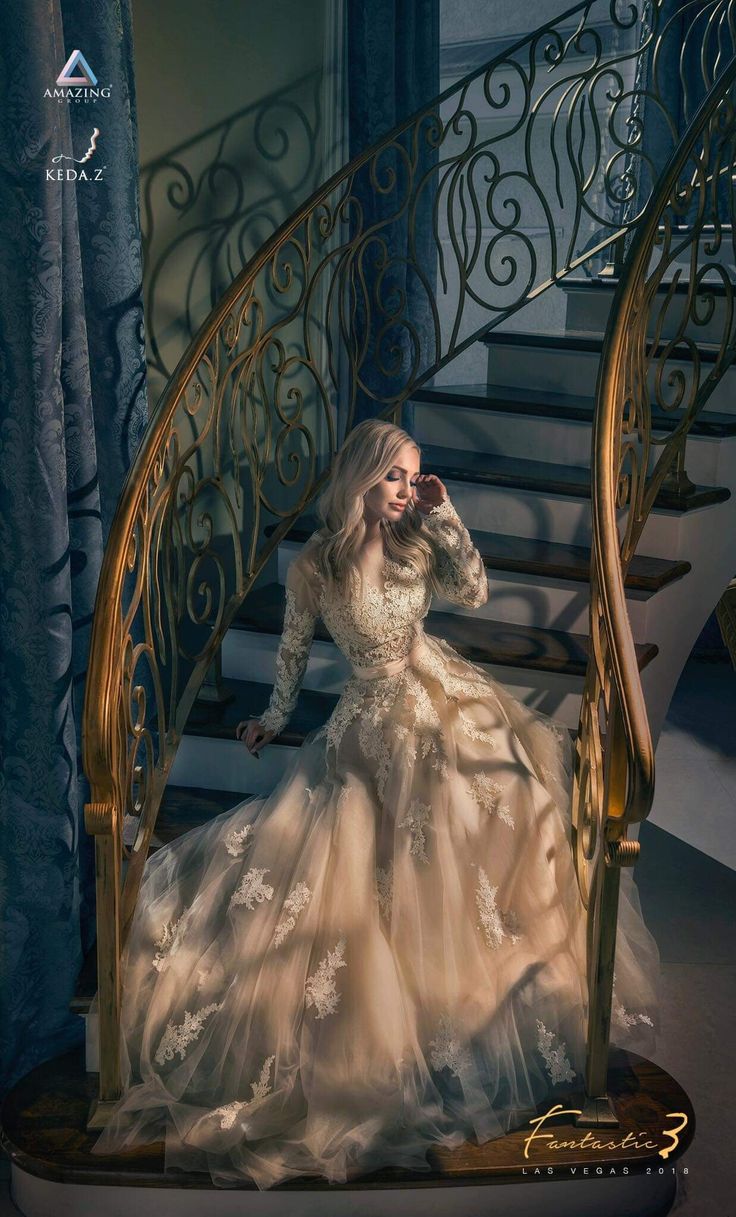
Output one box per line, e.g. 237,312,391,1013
0,0,148,1095
346,0,439,434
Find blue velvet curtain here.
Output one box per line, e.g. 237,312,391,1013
346,0,439,435
0,0,148,1095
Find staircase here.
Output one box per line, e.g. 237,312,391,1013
4,1,736,1211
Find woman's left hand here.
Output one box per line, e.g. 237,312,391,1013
413,473,448,516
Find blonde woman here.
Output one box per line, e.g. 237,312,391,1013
91,418,660,1189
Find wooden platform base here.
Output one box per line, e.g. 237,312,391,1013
0,1045,692,1216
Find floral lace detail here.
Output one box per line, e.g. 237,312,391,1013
536,1019,576,1084
474,865,522,948
399,798,432,864
305,936,347,1019
467,772,515,829
612,995,655,1030
426,496,462,534
224,824,255,858
611,972,655,1030
358,698,394,805
352,573,423,646
393,722,418,761
154,1001,224,1065
209,1054,276,1131
457,706,498,750
229,867,275,911
325,682,365,755
413,635,497,708
273,881,312,947
423,498,488,608
320,557,430,672
399,671,449,779
428,1012,473,1077
212,1101,249,1133
152,914,187,973
259,583,317,736
375,862,394,918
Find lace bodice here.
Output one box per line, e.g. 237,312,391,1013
257,497,489,735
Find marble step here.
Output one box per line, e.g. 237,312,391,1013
562,273,736,344
228,581,659,680
413,381,736,438
2,1045,688,1216
481,328,736,414
165,587,659,791
416,442,730,513
412,385,736,484
276,516,690,594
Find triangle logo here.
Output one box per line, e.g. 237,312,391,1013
56,50,98,87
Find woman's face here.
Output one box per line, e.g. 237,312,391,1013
363,441,421,525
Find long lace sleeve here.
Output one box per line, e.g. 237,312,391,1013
422,496,489,608
257,549,320,736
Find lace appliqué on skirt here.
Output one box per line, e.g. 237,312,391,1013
467,772,515,829
273,882,312,947
474,865,522,949
535,1020,576,1085
154,1002,224,1066
305,936,348,1019
224,825,255,857
229,867,275,911
152,914,187,973
399,798,432,865
209,1055,277,1131
428,1012,473,1079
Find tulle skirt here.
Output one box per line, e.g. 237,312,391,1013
89,632,661,1189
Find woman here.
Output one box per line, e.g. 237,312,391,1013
90,418,660,1189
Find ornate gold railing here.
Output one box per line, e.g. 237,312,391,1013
572,54,736,1120
83,0,734,1124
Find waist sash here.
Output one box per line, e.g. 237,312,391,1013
350,630,429,682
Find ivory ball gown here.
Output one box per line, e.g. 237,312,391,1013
90,496,660,1189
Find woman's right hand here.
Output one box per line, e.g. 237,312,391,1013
235,718,277,759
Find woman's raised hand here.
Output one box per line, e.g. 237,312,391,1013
413,473,448,515
235,718,276,759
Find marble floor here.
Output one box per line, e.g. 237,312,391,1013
632,657,736,1216
1,656,734,1216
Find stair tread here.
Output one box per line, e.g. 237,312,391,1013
274,519,690,594
153,785,248,847
1,1045,695,1188
413,382,736,438
563,272,732,297
187,678,334,741
228,581,658,684
481,326,728,366
415,443,730,511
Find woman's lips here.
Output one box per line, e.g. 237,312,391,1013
389,502,406,509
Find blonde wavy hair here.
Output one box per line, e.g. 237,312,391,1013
309,418,446,601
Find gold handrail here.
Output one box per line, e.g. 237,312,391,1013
573,53,736,1121
82,0,735,1124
